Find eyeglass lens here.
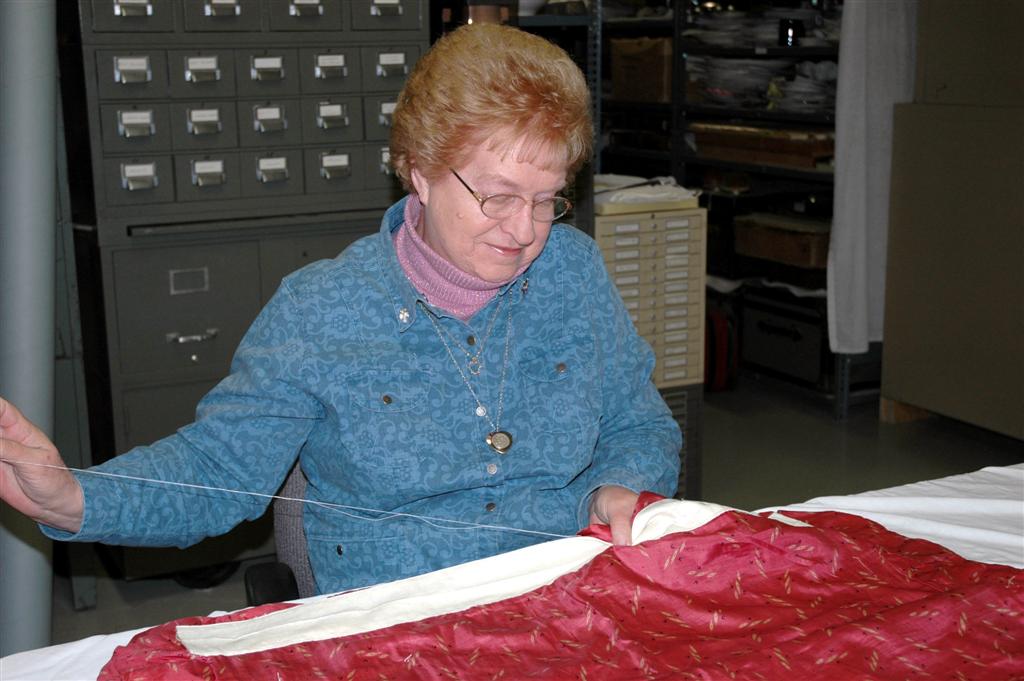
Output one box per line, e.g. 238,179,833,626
481,195,571,221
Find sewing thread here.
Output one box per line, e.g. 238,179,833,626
0,458,573,540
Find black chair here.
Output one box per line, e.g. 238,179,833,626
244,464,317,606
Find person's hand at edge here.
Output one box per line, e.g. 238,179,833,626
0,397,84,533
589,484,639,546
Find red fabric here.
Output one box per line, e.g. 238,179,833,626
100,506,1024,680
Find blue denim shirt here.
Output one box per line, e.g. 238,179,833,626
48,197,681,594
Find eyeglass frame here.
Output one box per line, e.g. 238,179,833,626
449,168,572,222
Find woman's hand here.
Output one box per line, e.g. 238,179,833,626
589,485,639,546
0,397,84,533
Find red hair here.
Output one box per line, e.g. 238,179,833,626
390,23,593,189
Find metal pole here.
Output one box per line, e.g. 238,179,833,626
0,0,57,656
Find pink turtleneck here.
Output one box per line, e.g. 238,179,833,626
394,195,524,322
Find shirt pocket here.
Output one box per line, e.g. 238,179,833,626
515,336,600,481
342,368,447,492
348,368,427,413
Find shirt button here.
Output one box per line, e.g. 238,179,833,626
485,502,497,512
467,335,476,346
381,394,392,404
486,463,498,475
336,544,344,557
556,362,567,373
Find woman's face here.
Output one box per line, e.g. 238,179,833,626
410,139,567,284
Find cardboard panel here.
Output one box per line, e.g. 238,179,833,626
883,104,1024,438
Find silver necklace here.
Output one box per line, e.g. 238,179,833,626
429,294,504,376
419,296,514,454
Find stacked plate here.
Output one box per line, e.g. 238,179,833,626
771,61,836,113
702,58,793,109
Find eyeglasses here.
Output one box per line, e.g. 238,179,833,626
450,168,572,222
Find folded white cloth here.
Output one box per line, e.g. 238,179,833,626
762,464,1024,568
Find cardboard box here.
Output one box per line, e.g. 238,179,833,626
611,37,672,103
883,103,1024,439
915,0,1024,106
734,213,830,269
690,122,834,170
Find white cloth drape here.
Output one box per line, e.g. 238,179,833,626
828,0,917,353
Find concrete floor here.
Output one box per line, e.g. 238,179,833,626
48,378,1023,646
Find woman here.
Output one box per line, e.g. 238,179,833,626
0,24,681,595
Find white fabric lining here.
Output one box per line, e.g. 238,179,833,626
177,499,745,657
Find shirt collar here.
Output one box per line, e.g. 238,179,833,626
378,195,532,333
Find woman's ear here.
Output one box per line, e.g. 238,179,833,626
409,167,430,204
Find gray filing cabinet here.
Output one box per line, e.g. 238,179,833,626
63,0,427,578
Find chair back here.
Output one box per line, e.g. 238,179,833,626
275,464,317,598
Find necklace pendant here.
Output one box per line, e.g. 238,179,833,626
475,405,487,417
468,357,482,375
486,430,513,454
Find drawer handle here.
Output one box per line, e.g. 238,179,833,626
371,0,403,17
114,56,152,85
205,0,241,17
114,0,153,17
117,109,155,138
166,328,219,345
376,53,407,79
289,0,323,17
756,320,802,342
251,56,285,82
317,102,349,130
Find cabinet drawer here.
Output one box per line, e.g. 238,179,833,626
112,242,261,375
350,0,423,31
236,99,303,148
260,230,365,300
607,256,701,279
120,380,219,449
102,156,175,206
301,96,363,144
595,211,705,240
303,146,365,194
654,362,701,388
658,214,703,236
614,281,660,302
603,244,662,263
611,270,668,288
363,94,399,141
234,49,300,97
239,150,305,197
299,47,363,94
99,103,171,153
662,302,703,322
182,0,262,32
363,144,398,190
173,153,242,202
169,101,240,150
167,50,237,99
90,0,175,33
631,309,697,331
95,50,169,100
360,45,419,93
621,296,659,314
268,0,344,31
595,216,659,239
596,231,659,250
